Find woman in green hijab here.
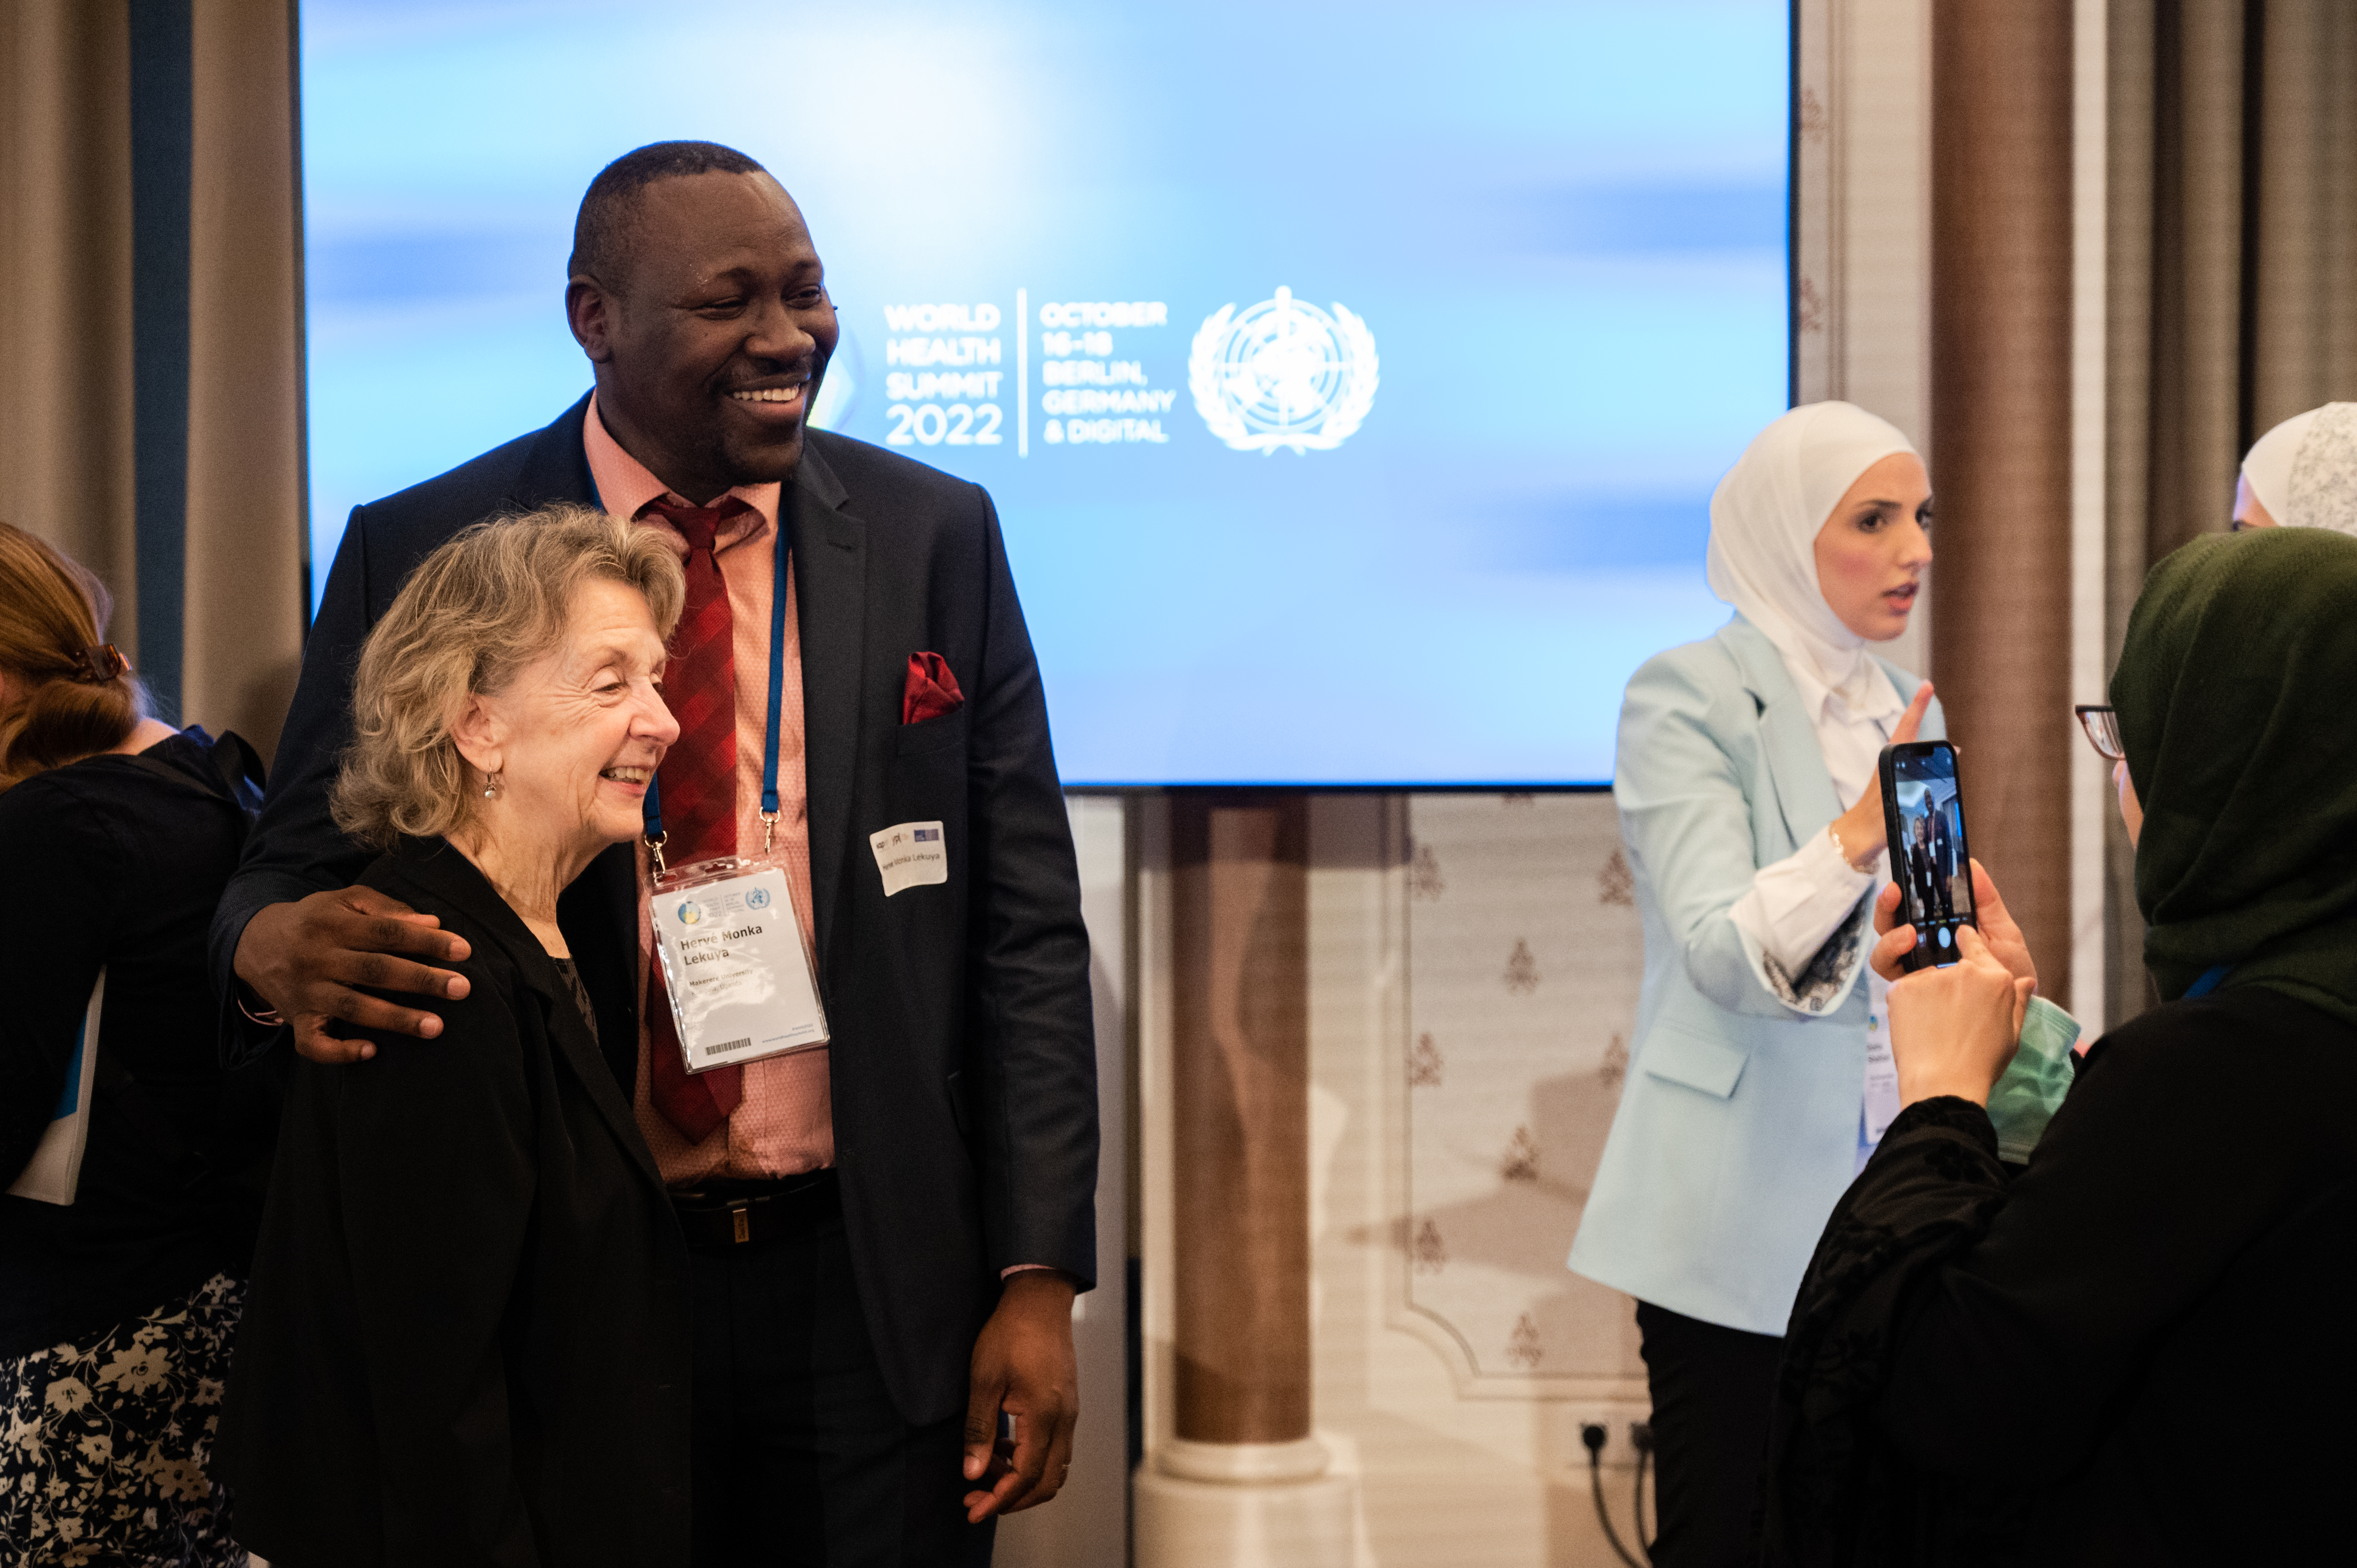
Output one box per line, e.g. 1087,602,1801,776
1757,526,2357,1567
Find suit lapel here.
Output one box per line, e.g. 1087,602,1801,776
503,393,599,511
390,839,668,1194
788,440,867,972
565,842,644,1089
1718,618,1842,848
535,969,669,1197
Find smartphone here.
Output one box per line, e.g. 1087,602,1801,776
1878,740,1977,973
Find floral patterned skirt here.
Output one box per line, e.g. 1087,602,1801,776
0,1273,246,1568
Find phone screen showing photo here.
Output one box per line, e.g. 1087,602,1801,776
1890,744,1975,966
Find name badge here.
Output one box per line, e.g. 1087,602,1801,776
1863,970,1901,1143
869,820,948,896
650,859,828,1074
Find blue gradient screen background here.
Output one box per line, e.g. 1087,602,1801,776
300,1,1788,784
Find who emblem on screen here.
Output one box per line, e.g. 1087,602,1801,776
1189,286,1378,454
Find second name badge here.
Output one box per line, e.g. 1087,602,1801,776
650,862,828,1073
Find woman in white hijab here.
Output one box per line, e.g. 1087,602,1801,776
1566,403,2080,1568
2234,402,2357,534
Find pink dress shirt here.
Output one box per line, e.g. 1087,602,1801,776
583,395,833,1185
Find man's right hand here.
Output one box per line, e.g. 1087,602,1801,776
234,887,472,1064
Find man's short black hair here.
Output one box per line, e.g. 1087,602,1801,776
568,140,770,289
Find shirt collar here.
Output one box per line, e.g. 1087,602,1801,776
582,391,781,549
1790,653,1906,731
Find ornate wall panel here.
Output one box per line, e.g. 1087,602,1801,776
1397,792,1646,1396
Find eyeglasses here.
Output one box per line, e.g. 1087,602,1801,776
2075,705,2123,762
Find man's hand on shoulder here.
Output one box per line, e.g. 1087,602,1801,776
962,1269,1080,1523
234,886,473,1064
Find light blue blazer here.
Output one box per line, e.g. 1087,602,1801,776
1566,615,1942,1335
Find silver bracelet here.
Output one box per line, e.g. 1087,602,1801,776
1826,822,1880,876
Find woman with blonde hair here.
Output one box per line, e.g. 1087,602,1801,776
220,505,697,1567
0,521,273,1564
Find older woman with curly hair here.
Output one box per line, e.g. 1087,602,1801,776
219,505,693,1568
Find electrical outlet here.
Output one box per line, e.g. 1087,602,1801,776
1554,1403,1654,1470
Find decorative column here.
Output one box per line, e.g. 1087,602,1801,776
1135,792,1354,1568
1929,0,2076,1003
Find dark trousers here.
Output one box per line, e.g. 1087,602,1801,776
1635,1300,1783,1568
687,1199,994,1568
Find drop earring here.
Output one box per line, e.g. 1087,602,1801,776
482,770,503,799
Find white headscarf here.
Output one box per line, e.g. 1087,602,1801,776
1707,400,1921,701
2243,402,2357,534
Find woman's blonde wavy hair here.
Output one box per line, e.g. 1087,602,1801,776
332,505,685,849
0,521,148,795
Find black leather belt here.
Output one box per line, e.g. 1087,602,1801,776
670,1169,839,1249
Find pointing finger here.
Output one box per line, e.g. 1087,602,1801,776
1892,681,1935,744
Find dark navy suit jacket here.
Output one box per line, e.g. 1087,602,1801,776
210,394,1098,1422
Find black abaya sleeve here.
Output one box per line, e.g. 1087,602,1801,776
1760,1095,2015,1568
1762,988,2357,1568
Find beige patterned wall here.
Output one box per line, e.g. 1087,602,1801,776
1269,795,1654,1567
1397,793,1646,1394
1142,791,1668,1562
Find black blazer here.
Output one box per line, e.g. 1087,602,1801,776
1905,841,1937,918
219,837,693,1568
210,396,1097,1420
0,731,274,1359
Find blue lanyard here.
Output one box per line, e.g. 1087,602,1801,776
642,513,790,869
2184,964,2234,998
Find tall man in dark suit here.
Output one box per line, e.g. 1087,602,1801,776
210,141,1097,1565
1928,796,1960,919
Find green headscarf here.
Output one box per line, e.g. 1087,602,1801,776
2113,527,2357,1021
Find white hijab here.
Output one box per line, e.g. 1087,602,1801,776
1707,400,1920,701
2242,402,2357,534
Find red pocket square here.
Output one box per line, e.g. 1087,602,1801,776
903,652,964,725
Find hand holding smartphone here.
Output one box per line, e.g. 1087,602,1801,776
1878,740,1976,973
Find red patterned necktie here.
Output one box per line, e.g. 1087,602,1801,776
642,495,753,1142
